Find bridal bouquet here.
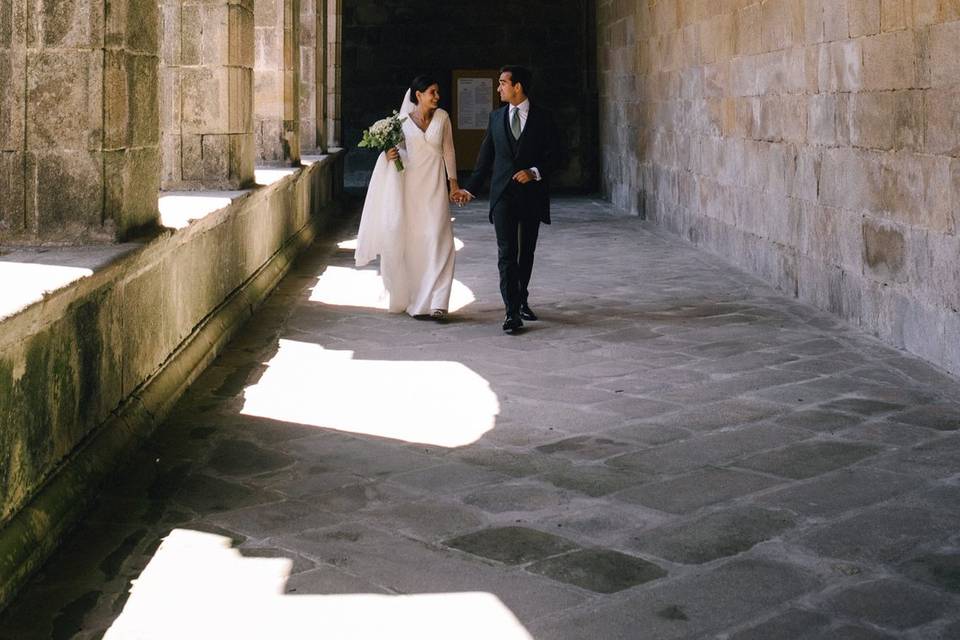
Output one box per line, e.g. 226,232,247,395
358,111,406,171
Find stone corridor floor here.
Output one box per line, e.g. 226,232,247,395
2,197,960,639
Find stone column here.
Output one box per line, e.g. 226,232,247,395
316,0,329,153
325,0,341,148
255,0,301,165
0,0,27,242
298,0,317,152
0,0,160,244
160,0,255,190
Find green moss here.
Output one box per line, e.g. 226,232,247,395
0,300,103,524
21,335,55,467
72,297,104,424
0,357,19,523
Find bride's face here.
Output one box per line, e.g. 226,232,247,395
416,84,440,111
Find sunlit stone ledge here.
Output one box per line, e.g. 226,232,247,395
0,152,343,327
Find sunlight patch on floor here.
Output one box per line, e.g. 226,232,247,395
308,265,475,312
240,339,499,448
337,237,466,252
104,528,532,640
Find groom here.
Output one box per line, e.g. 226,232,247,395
456,65,560,334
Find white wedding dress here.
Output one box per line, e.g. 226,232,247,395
355,94,457,316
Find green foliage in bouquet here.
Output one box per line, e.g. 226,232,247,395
358,111,407,171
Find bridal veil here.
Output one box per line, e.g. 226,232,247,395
354,90,413,265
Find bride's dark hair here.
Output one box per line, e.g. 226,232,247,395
409,75,439,104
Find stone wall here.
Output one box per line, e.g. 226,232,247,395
299,0,341,152
340,0,598,189
160,0,256,190
0,152,344,609
2,0,341,238
327,0,343,148
255,0,301,164
0,0,161,243
299,0,324,151
597,0,960,375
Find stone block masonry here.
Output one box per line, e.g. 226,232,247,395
299,0,324,152
160,0,256,190
0,0,161,243
597,0,960,376
255,0,302,165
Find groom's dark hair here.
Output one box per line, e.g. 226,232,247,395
500,65,532,95
409,75,439,103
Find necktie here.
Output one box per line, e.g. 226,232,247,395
511,107,522,140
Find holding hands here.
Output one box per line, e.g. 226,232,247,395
447,167,536,207
451,188,473,206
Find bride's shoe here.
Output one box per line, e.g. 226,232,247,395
431,309,448,322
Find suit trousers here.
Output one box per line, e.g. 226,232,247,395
492,197,541,315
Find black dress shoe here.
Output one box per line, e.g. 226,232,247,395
519,303,538,321
502,313,523,333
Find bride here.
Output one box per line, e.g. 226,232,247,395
355,75,461,320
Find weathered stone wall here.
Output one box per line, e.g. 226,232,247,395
327,0,342,148
160,0,256,189
255,0,301,164
598,0,960,375
340,0,598,189
299,0,338,151
299,0,323,151
0,151,344,607
0,0,161,243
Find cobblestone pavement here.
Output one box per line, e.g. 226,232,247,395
2,197,959,639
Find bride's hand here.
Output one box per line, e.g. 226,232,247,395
385,148,399,161
450,189,472,206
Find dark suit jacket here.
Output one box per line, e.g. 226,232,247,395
465,103,560,224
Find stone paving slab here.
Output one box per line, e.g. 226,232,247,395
528,549,667,594
614,467,786,514
445,527,580,565
607,423,810,475
735,440,884,480
531,558,823,639
727,608,835,639
816,578,954,631
2,197,959,639
627,506,797,565
794,505,960,565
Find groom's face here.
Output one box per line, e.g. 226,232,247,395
498,72,520,104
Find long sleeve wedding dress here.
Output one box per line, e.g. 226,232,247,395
356,96,457,317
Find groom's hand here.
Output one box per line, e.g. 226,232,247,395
451,189,473,205
512,169,535,184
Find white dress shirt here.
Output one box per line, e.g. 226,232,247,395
510,100,541,181
510,100,530,134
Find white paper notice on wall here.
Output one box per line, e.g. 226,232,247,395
457,78,493,130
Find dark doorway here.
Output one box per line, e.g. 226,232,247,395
341,0,598,193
